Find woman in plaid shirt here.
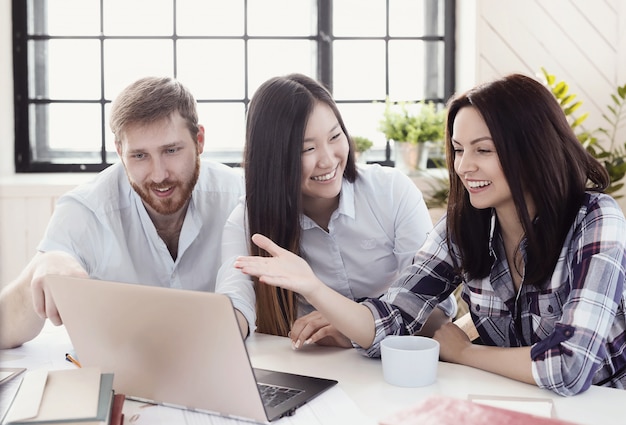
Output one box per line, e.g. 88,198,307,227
235,74,626,396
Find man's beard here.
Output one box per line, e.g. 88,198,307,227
131,156,200,215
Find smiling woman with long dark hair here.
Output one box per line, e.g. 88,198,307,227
217,73,456,346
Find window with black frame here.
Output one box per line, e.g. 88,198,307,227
13,0,455,173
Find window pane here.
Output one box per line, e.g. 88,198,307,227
177,0,244,36
388,40,425,101
106,150,121,164
389,0,422,37
247,40,316,95
247,0,315,36
333,40,386,100
198,103,246,161
30,103,102,163
104,105,125,164
30,0,101,36
104,103,116,162
103,0,173,36
388,40,444,101
333,0,385,37
103,40,174,99
338,103,388,150
177,40,245,99
423,40,445,100
30,40,101,99
390,0,444,37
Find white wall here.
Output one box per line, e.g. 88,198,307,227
461,0,626,140
1,0,626,283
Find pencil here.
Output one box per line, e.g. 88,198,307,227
65,352,82,368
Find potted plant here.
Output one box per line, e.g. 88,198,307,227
541,68,626,199
379,98,446,174
352,135,374,163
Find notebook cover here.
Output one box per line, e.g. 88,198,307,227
5,370,114,425
109,394,125,425
378,395,578,425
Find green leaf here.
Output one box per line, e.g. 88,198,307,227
554,81,568,98
541,67,555,86
571,113,588,127
561,94,577,106
564,102,583,116
602,113,616,126
611,95,620,106
543,69,626,201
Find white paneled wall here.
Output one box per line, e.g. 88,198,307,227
471,0,626,142
0,177,94,286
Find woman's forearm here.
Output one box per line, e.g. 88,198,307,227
459,344,535,385
303,281,377,348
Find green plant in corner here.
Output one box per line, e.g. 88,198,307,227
378,98,449,207
378,98,446,144
540,68,626,198
352,135,374,153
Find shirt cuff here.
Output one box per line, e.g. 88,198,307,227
436,293,458,318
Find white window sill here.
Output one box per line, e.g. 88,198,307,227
0,173,98,197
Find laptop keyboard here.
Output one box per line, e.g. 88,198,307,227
258,383,304,408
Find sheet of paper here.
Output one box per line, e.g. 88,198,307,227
0,368,27,385
469,394,554,418
123,385,375,425
0,325,74,371
0,370,27,424
3,369,48,423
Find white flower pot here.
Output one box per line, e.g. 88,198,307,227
394,141,432,174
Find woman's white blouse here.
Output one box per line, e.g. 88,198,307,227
216,163,454,333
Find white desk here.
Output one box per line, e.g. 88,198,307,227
246,333,626,424
2,322,625,424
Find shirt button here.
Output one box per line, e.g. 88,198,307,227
475,305,480,312
564,329,572,337
547,305,554,313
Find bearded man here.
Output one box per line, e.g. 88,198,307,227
0,77,244,349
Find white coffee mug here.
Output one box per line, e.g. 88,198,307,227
380,335,440,387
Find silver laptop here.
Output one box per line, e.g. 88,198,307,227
45,274,337,423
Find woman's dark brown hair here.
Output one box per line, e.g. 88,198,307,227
445,73,609,286
244,73,358,335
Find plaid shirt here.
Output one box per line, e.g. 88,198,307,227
360,192,626,396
